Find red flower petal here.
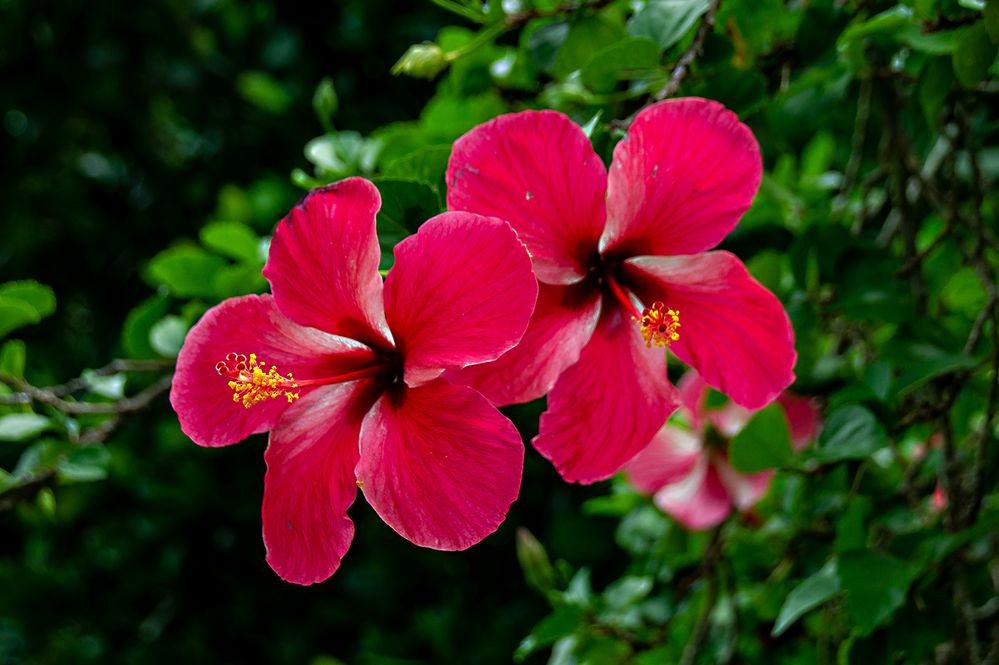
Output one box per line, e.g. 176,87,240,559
714,457,773,511
170,294,376,447
602,98,762,258
777,393,821,449
653,457,733,531
263,382,380,585
624,425,702,495
447,110,607,285
356,380,524,550
624,251,796,409
384,212,538,387
264,178,392,349
446,282,601,406
533,307,681,484
676,369,709,431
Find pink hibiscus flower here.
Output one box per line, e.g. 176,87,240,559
445,97,796,484
625,371,819,530
169,177,538,585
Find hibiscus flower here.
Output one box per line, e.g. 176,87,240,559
625,371,819,530
169,177,538,584
445,97,796,484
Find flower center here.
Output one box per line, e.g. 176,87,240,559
215,352,385,409
216,353,300,408
639,301,680,348
605,273,681,349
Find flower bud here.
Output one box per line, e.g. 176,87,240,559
516,527,556,592
391,42,449,80
312,77,338,131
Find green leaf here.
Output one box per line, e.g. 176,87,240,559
772,560,840,637
729,403,793,473
919,57,954,129
0,280,56,318
513,607,584,662
420,92,507,142
580,37,661,93
986,0,999,43
213,263,267,299
236,70,293,114
122,295,171,359
0,280,57,339
81,370,126,400
835,497,871,553
57,444,111,483
372,178,440,270
0,340,26,377
837,550,915,635
147,246,227,298
953,22,998,87
383,145,452,194
0,413,52,442
149,316,190,358
814,405,887,462
0,298,39,340
895,351,979,397
603,576,653,610
551,15,626,79
627,0,711,50
200,221,261,262
525,21,569,72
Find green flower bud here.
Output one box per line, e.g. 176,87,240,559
312,77,338,132
391,42,449,80
516,527,556,593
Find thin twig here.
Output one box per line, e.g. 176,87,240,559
0,373,173,416
613,0,721,130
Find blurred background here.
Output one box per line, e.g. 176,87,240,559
2,0,998,663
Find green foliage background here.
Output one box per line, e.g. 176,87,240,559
2,0,998,663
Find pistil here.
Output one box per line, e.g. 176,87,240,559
605,274,681,348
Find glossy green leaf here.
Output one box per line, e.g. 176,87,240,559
837,551,915,635
0,413,52,442
0,340,26,377
772,560,840,636
580,37,661,93
514,607,584,661
149,316,190,358
729,403,793,473
627,0,710,50
814,405,887,462
122,295,171,359
953,22,997,87
57,444,111,483
147,246,227,298
200,221,261,262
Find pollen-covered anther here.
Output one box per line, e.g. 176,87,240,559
216,352,299,409
639,301,680,348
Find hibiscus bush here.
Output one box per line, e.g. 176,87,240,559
2,0,998,663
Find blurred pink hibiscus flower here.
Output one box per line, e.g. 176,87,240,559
625,371,819,530
446,97,796,484
170,177,538,585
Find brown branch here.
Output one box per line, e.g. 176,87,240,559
0,373,173,416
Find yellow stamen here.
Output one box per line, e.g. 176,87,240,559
639,302,680,348
216,352,299,409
